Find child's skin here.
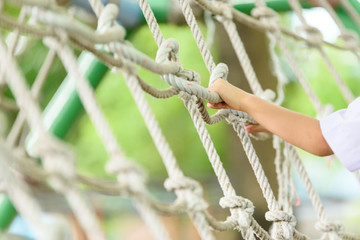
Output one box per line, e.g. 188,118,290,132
207,79,333,157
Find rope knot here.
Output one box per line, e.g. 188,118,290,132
226,112,249,126
251,6,279,27
164,176,202,195
296,25,323,47
315,221,344,233
106,155,144,176
156,38,180,64
97,3,119,33
156,39,222,103
156,39,200,83
209,63,229,87
339,30,359,50
265,211,295,224
213,1,233,20
164,177,208,211
176,69,201,83
34,135,75,179
220,196,254,228
266,211,296,239
219,196,254,212
106,155,146,193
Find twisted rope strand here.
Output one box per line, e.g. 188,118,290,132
7,49,56,147
47,36,172,240
288,0,355,104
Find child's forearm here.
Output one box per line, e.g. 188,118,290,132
207,79,333,156
239,94,333,156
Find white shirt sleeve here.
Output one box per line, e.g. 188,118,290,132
319,97,360,172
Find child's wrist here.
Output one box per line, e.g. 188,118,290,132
235,88,251,112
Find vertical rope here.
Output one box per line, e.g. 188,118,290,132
0,37,106,240
317,47,354,103
219,11,265,97
0,143,55,240
268,33,288,106
182,94,236,197
121,71,184,179
137,0,165,46
252,1,327,116
285,143,327,222
177,0,216,72
137,2,234,239
318,0,360,61
136,199,172,240
231,121,278,211
47,37,172,240
7,49,56,147
0,7,27,85
87,0,104,18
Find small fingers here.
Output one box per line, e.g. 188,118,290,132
245,124,270,134
207,102,228,109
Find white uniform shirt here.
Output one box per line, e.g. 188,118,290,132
320,97,360,171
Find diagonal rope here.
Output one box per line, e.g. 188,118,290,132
6,49,56,147
288,0,355,104
0,37,106,240
0,140,59,240
138,1,270,239
214,1,272,99
46,34,172,240
317,0,360,57
339,0,360,31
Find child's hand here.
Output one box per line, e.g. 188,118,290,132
207,78,248,111
206,102,229,109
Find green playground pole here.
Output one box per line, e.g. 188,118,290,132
348,0,360,17
0,51,108,232
147,0,169,23
0,196,17,231
336,0,360,36
40,52,108,139
234,0,312,15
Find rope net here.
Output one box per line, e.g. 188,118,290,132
0,0,359,239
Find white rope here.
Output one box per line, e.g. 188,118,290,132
339,0,360,31
0,141,60,240
177,0,216,73
214,1,275,101
252,4,330,118
0,37,105,240
6,49,56,147
46,34,172,240
138,2,268,238
288,0,355,104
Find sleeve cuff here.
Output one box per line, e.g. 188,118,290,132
320,110,360,171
